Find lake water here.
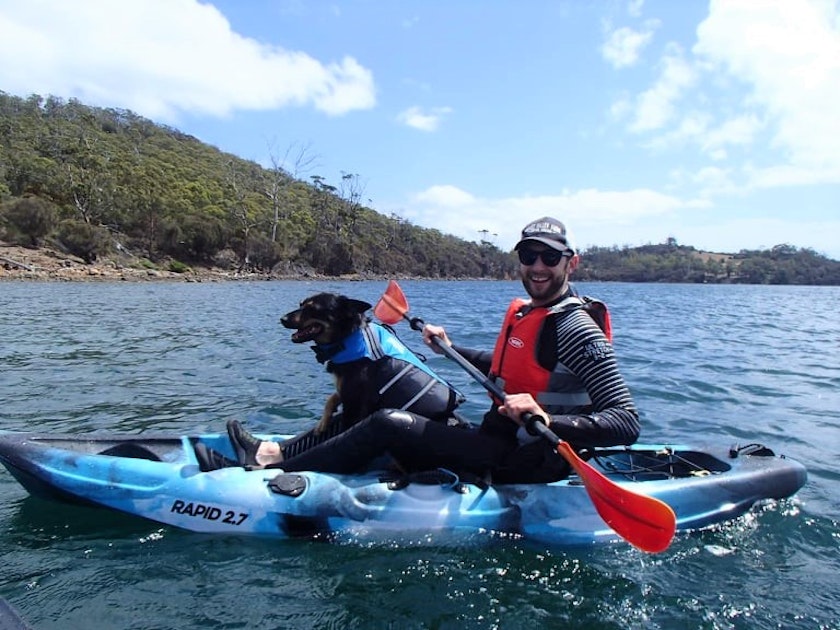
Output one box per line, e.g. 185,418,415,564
1,280,838,629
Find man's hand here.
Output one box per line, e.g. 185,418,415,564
498,393,549,427
421,323,452,355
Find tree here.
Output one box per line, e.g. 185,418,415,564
55,218,110,263
1,195,57,246
50,104,116,225
225,158,267,270
263,140,318,243
337,171,366,269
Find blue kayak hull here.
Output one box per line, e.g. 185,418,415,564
0,432,807,547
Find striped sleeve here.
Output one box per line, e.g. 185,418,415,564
547,309,640,447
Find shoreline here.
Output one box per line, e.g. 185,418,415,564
0,243,485,283
0,243,510,283
0,243,317,283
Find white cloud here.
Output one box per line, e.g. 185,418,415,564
403,185,697,251
399,181,840,257
645,111,764,162
628,0,645,19
629,44,697,132
0,0,376,121
608,95,633,121
700,113,764,155
413,185,476,206
602,23,657,68
642,111,710,150
396,106,453,132
694,0,840,176
687,166,740,196
612,0,840,202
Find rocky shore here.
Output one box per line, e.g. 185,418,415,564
0,243,277,282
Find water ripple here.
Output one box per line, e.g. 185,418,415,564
1,280,839,629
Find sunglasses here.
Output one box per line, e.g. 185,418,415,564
517,248,570,267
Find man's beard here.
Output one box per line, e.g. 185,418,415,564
521,271,567,303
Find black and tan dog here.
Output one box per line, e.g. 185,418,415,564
205,292,463,471
280,292,372,434
279,291,462,433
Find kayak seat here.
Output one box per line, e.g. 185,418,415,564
97,443,163,462
380,468,487,493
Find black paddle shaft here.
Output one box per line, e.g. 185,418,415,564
407,316,555,442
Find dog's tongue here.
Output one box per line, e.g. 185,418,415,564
291,324,322,343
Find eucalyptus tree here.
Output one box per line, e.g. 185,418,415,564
224,157,269,270
263,140,318,243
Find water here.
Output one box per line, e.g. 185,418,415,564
1,280,838,629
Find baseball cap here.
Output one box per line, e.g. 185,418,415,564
514,217,577,254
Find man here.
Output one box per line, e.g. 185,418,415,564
205,217,639,483
422,216,639,481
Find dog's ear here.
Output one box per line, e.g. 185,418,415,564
347,299,372,314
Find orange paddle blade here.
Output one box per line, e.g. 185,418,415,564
373,280,410,325
557,442,676,553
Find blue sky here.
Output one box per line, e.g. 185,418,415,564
1,0,838,258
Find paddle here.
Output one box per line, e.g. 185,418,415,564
374,280,676,553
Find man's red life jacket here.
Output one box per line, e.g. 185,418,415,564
488,295,612,412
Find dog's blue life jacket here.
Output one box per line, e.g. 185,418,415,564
321,323,464,420
328,324,436,375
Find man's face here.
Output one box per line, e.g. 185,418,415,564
517,243,578,305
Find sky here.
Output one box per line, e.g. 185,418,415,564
1,0,839,259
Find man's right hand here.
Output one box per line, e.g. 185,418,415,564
421,324,452,354
498,393,550,427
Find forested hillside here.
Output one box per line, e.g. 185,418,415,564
576,239,840,285
0,91,515,279
2,91,838,284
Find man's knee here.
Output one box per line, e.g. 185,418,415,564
369,409,419,434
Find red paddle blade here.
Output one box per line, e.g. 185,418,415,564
558,442,676,553
373,280,410,325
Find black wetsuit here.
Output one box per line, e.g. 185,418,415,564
271,295,640,483
273,322,462,460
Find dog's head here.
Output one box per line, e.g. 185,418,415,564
280,293,372,346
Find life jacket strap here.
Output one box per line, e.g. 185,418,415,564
379,363,414,395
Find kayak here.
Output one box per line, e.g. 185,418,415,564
0,431,806,548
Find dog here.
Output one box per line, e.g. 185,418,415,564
280,292,462,438
280,292,372,434
197,292,464,473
